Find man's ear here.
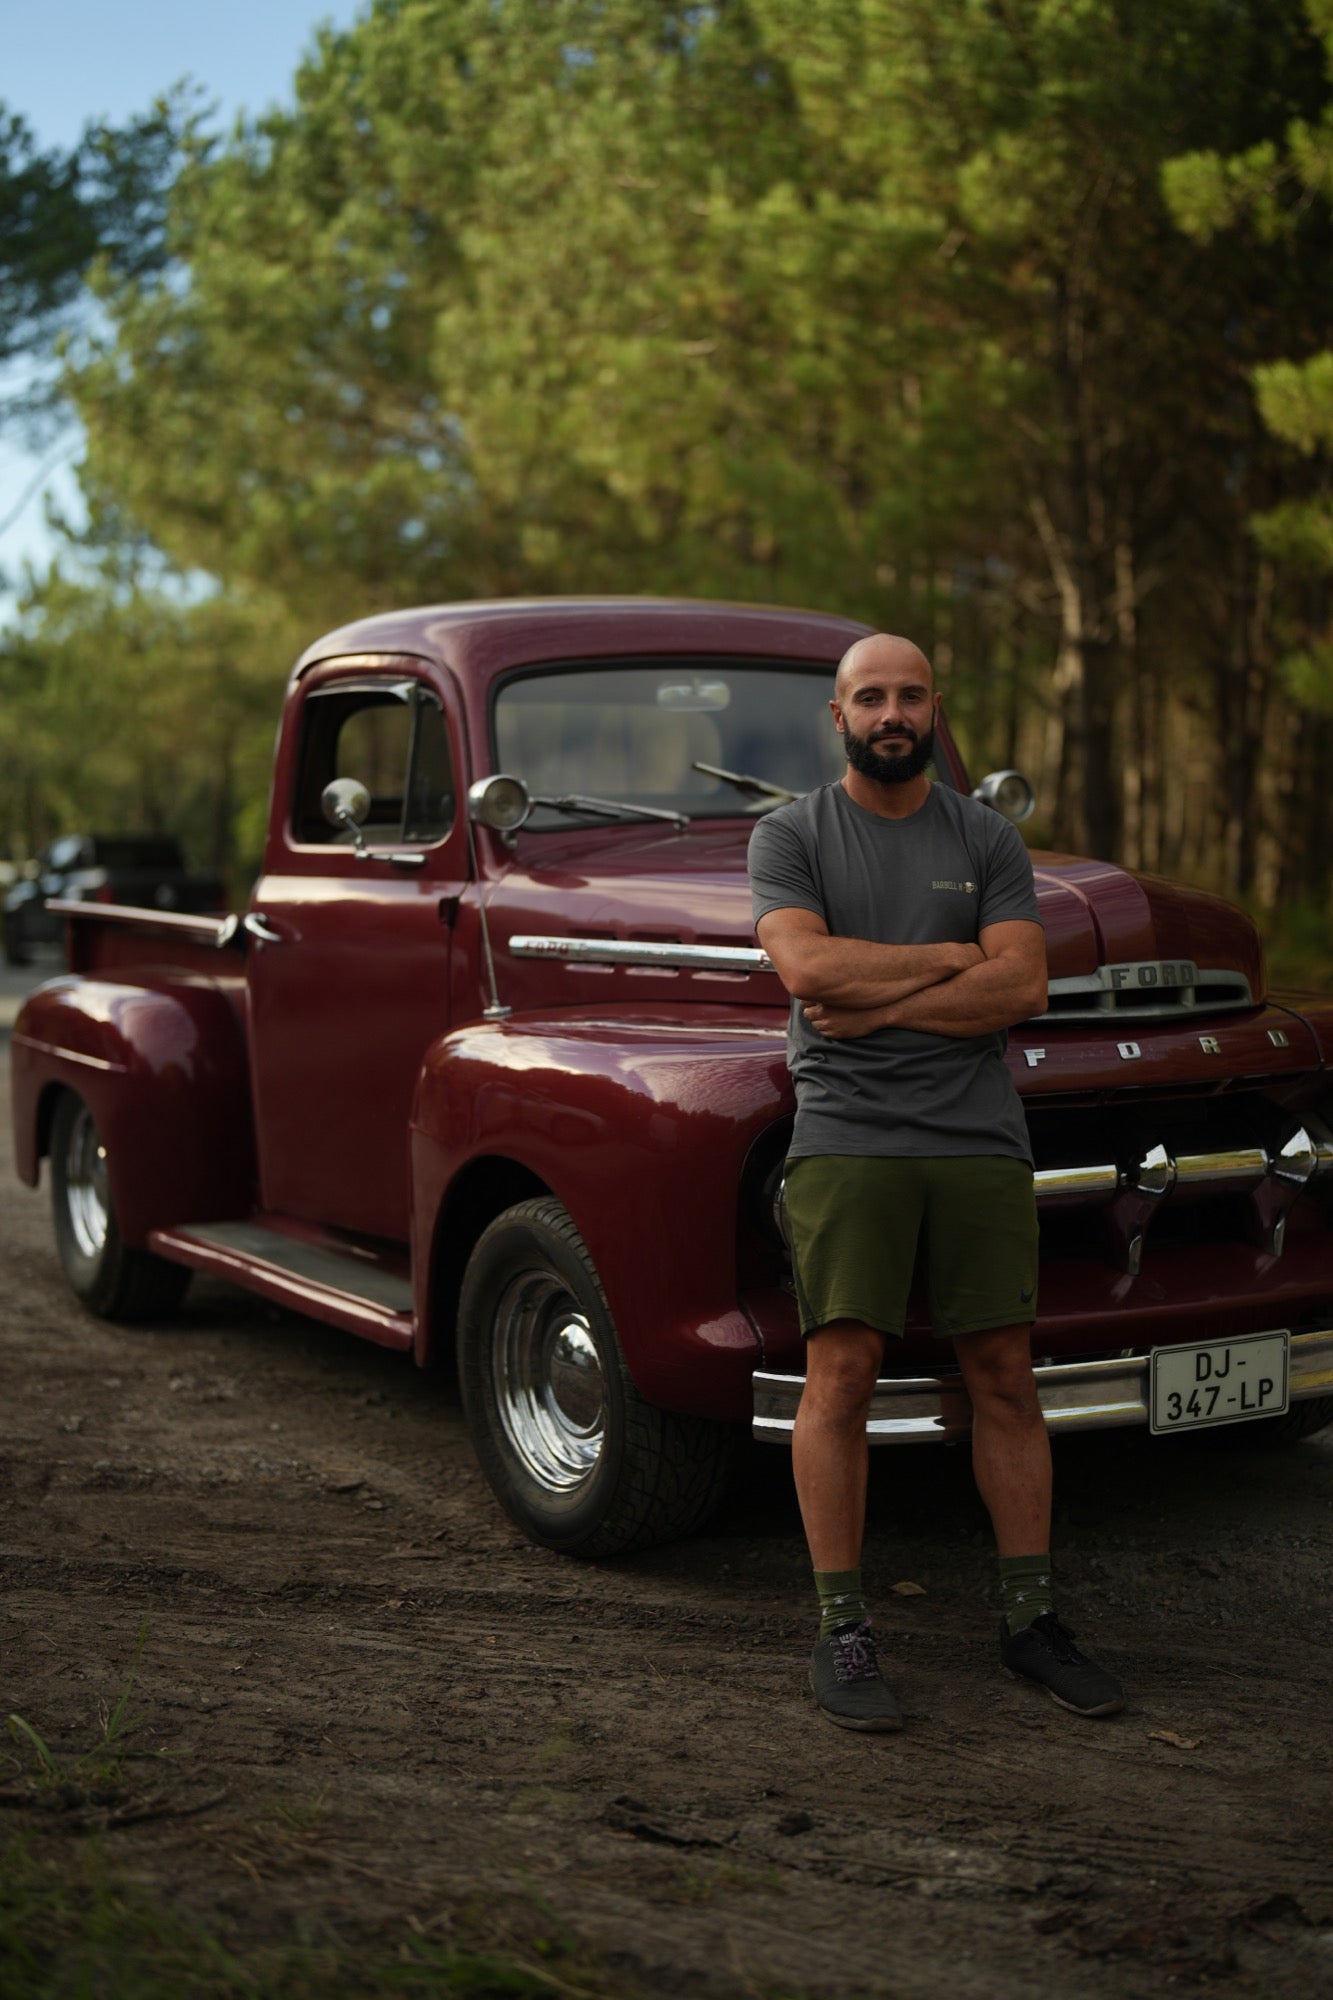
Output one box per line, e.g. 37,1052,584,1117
829,697,846,735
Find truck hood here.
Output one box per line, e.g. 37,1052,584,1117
489,822,1265,1005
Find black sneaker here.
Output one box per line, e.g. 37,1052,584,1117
1000,1612,1124,1717
810,1619,904,1732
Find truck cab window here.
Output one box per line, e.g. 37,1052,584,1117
494,660,884,826
294,683,455,847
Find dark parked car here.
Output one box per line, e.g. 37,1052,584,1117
3,835,226,965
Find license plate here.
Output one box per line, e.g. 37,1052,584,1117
1149,1331,1289,1434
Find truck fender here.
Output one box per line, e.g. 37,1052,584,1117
409,1012,792,1420
11,976,255,1244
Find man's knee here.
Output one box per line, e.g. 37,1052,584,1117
799,1322,884,1428
956,1326,1042,1423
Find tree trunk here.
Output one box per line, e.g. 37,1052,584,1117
1034,269,1121,861
1217,536,1273,899
1029,491,1119,855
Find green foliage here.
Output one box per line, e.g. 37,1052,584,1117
2,0,1331,893
1260,895,1333,990
74,2,853,613
0,95,188,392
1164,0,1333,719
1254,351,1333,456
0,524,297,877
1278,639,1333,708
1254,493,1333,572
68,4,1266,609
1253,349,1333,625
1162,142,1288,241
0,110,99,374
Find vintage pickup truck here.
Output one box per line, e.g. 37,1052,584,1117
11,598,1333,1555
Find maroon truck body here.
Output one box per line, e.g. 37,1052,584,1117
12,598,1333,1554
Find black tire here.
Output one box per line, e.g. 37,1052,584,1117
50,1091,193,1321
457,1197,736,1557
4,911,29,966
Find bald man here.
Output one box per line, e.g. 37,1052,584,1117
748,634,1123,1728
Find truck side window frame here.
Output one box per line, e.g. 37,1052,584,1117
292,679,456,849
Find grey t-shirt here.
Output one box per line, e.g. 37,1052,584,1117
747,781,1041,1163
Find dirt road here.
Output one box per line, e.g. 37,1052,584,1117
1,1029,1331,1996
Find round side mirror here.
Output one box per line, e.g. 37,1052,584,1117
467,774,532,833
972,770,1035,824
321,777,371,829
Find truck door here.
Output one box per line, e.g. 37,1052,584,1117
246,669,466,1241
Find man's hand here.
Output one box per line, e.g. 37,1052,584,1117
801,1000,892,1039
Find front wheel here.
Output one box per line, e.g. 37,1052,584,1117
457,1197,735,1556
50,1091,192,1320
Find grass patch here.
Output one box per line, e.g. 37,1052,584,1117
2,1618,201,1832
261,1791,330,1837
662,1856,787,1906
0,1837,622,1999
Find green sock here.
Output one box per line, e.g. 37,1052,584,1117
815,1567,867,1638
999,1553,1053,1632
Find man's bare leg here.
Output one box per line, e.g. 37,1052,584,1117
793,1320,902,1729
791,1320,885,1569
955,1324,1124,1715
952,1324,1051,1555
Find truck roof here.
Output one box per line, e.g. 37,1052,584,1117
294,597,872,686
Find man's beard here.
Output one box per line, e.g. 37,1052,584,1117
844,723,935,787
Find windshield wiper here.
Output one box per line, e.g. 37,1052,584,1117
691,761,797,804
534,792,689,832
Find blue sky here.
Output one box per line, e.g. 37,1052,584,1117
1,0,368,601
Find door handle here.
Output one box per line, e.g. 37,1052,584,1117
243,911,286,944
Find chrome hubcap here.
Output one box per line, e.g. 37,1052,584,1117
492,1272,607,1493
64,1103,110,1260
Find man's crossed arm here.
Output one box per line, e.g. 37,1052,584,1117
756,907,1047,1039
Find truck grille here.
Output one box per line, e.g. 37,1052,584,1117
1042,962,1253,1022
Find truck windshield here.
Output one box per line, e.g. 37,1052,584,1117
494,659,937,827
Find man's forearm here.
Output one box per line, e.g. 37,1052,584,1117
879,955,1046,1036
764,932,981,1008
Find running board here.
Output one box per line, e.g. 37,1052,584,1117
148,1220,415,1351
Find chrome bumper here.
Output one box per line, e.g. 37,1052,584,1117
751,1327,1333,1444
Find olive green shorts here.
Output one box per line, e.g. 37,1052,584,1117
783,1154,1038,1341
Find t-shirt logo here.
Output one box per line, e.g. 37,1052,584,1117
932,879,975,893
